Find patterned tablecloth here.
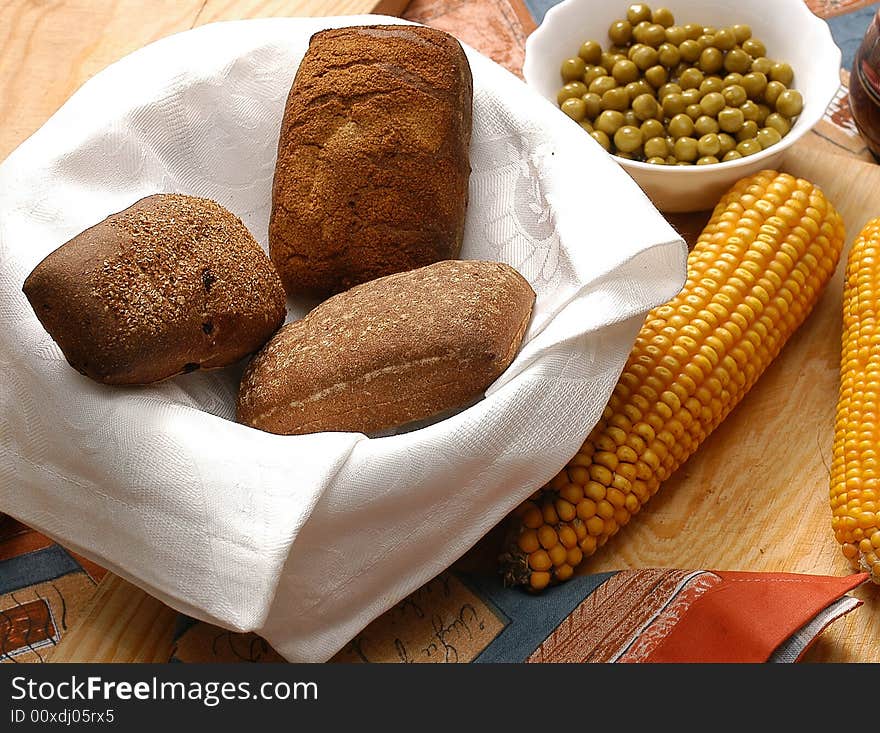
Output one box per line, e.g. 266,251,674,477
1,0,876,664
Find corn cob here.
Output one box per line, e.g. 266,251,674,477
501,170,846,591
832,218,880,583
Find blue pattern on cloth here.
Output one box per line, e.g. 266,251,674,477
523,0,879,71
0,545,82,595
463,571,617,662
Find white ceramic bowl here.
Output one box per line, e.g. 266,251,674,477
524,0,842,212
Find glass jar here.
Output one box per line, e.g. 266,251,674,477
850,9,880,160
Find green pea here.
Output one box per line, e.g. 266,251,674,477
694,115,720,136
681,87,703,105
724,49,751,75
742,38,766,57
714,28,736,51
579,41,603,65
736,120,759,141
657,82,682,99
723,73,744,88
757,126,783,149
582,92,602,119
602,87,630,112
641,118,666,140
700,91,725,116
596,109,625,135
590,129,611,150
631,45,659,70
697,132,721,156
627,4,652,24
722,150,743,161
668,113,695,138
723,84,747,107
644,65,667,88
652,7,675,27
657,43,680,68
615,151,635,159
623,109,639,127
582,65,606,86
765,112,792,135
718,106,745,133
609,20,633,45
740,100,761,122
756,104,771,125
579,120,594,133
646,156,667,165
697,35,715,50
612,59,639,84
561,57,586,82
632,21,652,44
631,93,658,120
696,155,719,165
742,72,768,100
561,97,587,121
644,136,669,158
770,62,794,86
764,80,786,107
718,133,736,154
614,125,644,153
662,92,686,116
625,80,650,101
601,52,624,73
699,47,724,74
736,139,762,156
750,57,773,75
557,82,588,104
731,24,752,44
665,25,687,45
679,40,702,63
673,136,699,162
686,103,703,120
590,76,618,96
644,24,667,47
700,76,724,95
776,89,804,117
683,23,703,40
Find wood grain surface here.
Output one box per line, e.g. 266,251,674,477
2,0,878,663
0,0,402,162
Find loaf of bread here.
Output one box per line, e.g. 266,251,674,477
237,260,535,435
270,25,473,298
23,194,287,385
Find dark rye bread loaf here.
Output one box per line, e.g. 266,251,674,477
237,260,535,436
270,24,473,298
23,194,287,385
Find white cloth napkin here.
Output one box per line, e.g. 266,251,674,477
0,16,686,662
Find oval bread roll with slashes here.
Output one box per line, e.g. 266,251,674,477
23,194,287,385
270,24,473,298
237,260,535,435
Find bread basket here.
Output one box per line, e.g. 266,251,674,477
0,16,687,661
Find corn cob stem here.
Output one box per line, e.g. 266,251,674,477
832,218,880,582
501,170,846,591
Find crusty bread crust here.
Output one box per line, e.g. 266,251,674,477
270,25,473,298
23,194,287,385
236,260,535,435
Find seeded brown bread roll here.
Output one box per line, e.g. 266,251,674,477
237,260,534,436
270,24,473,298
23,194,287,385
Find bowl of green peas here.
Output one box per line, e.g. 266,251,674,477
523,0,841,212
